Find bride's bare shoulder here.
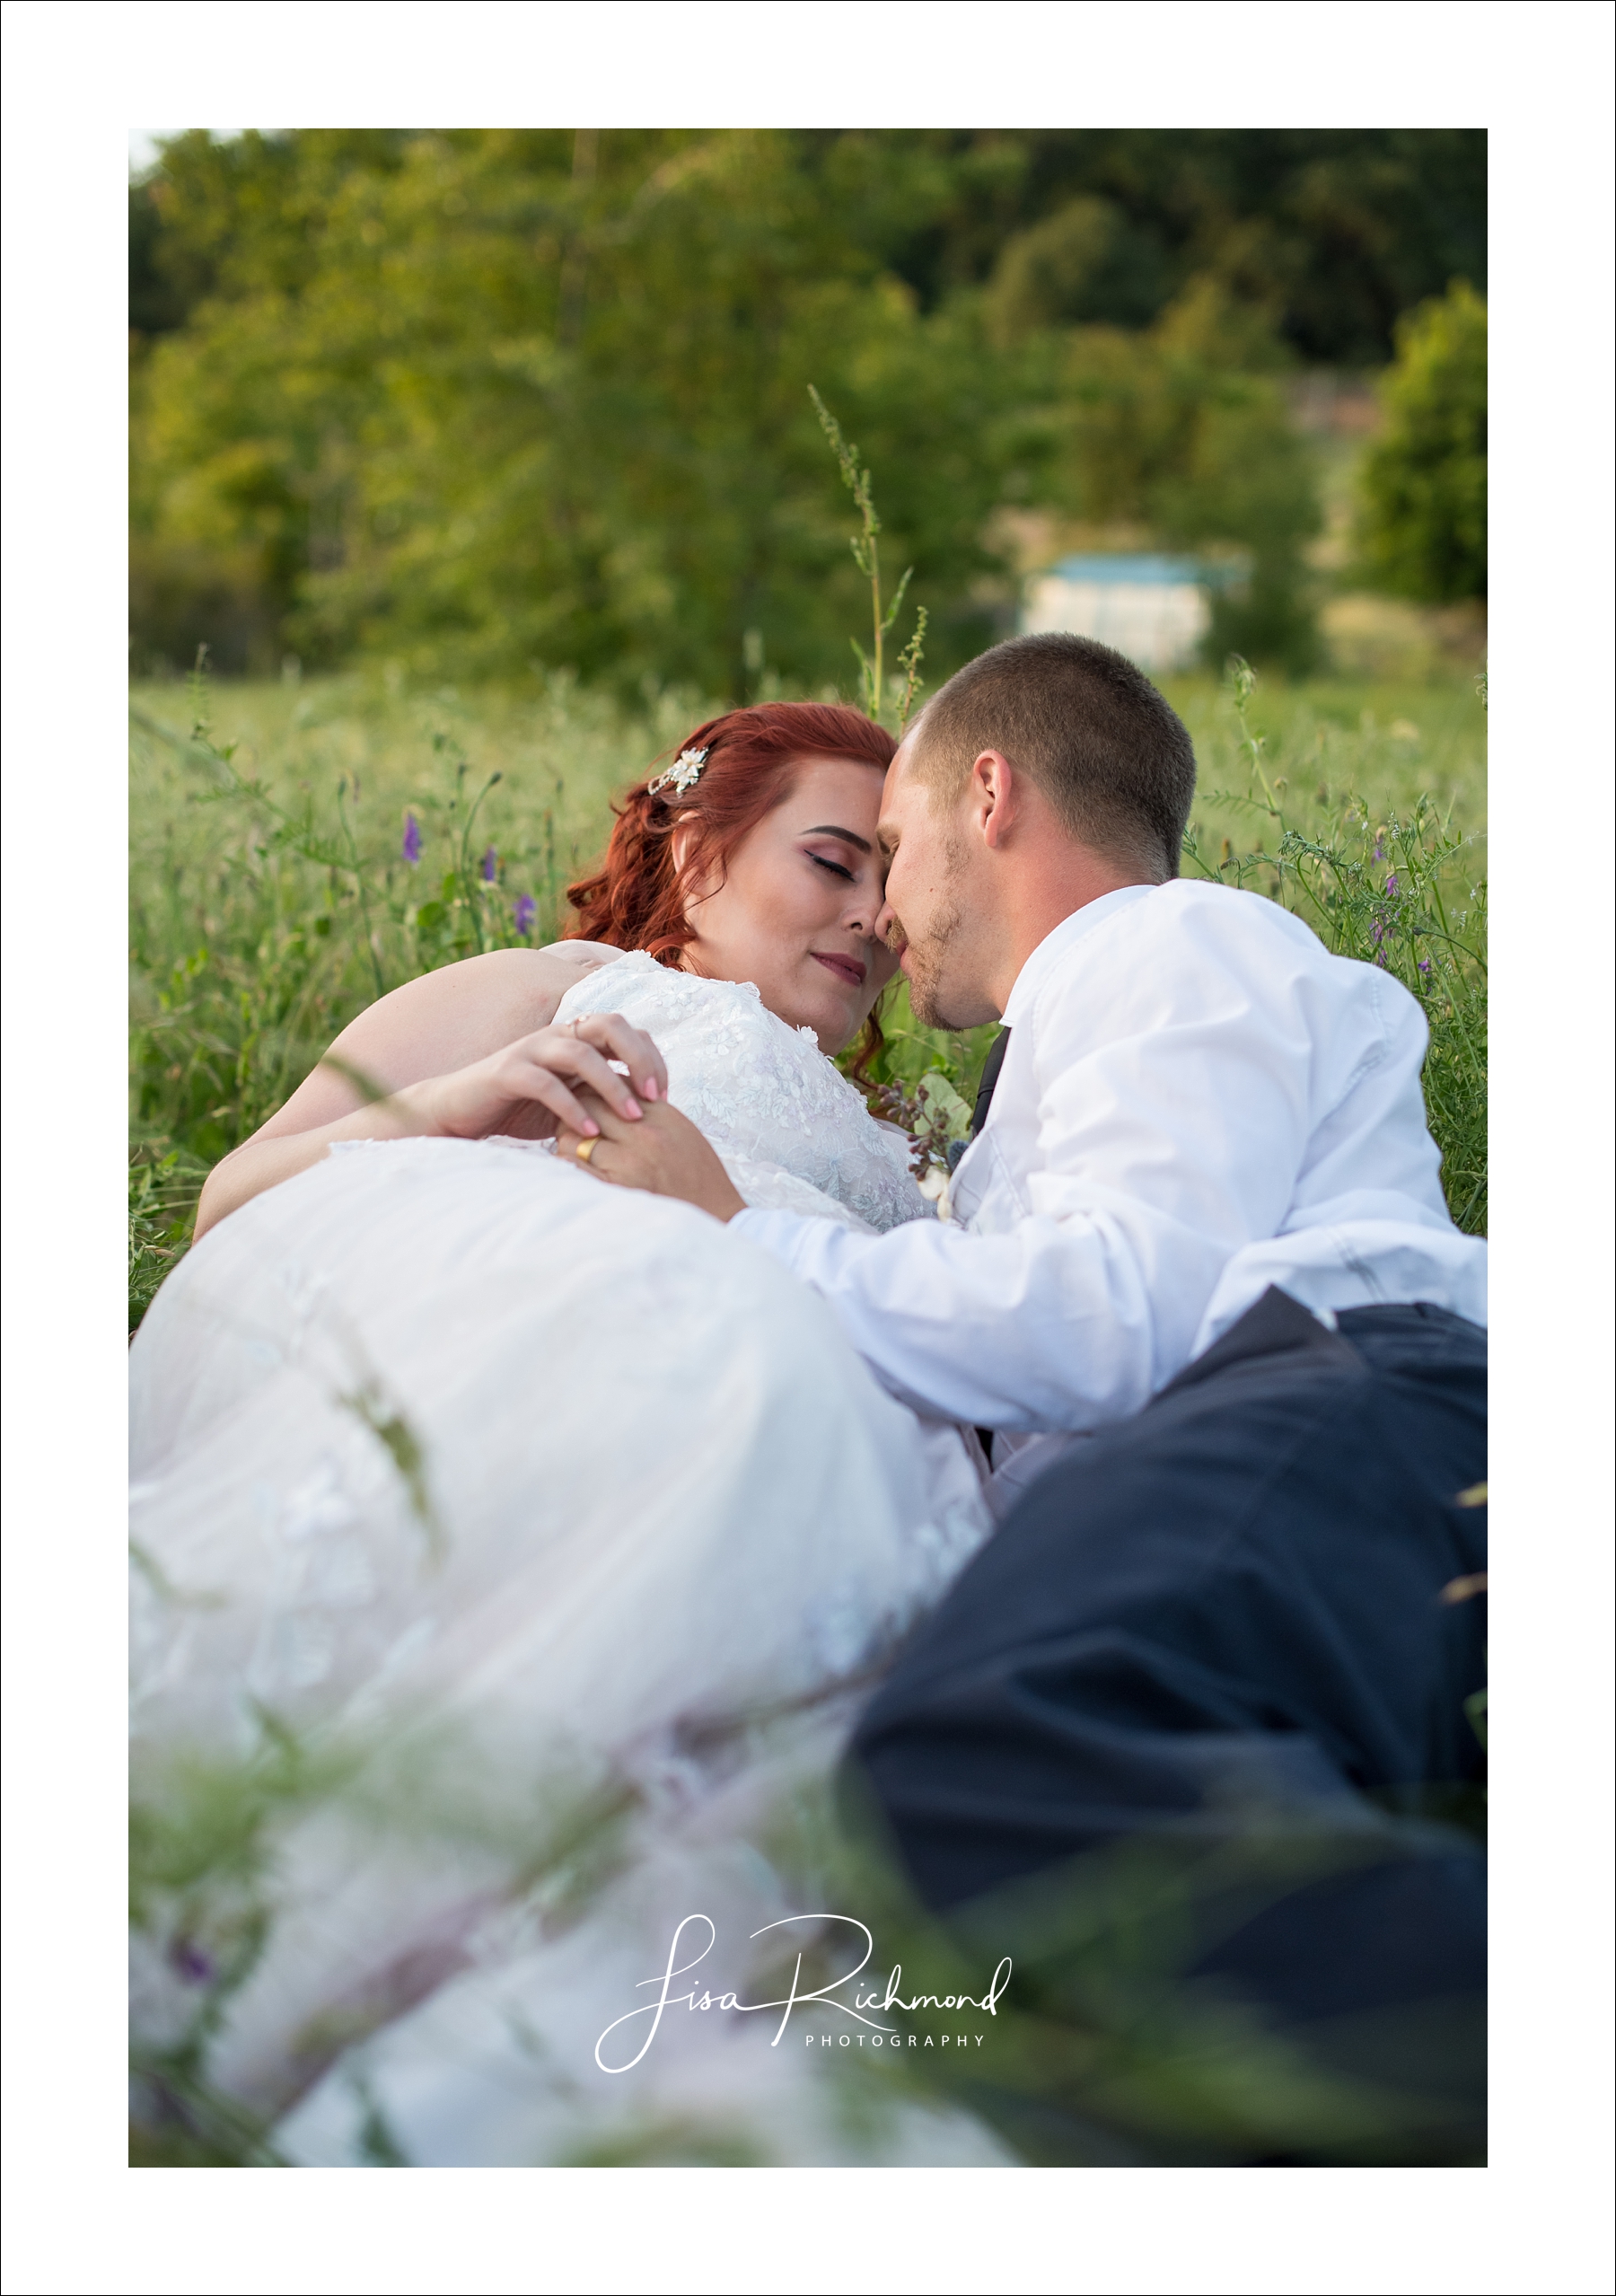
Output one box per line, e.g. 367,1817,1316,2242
531,939,622,974
417,941,622,998
440,941,626,1024
326,943,628,1081
459,937,619,995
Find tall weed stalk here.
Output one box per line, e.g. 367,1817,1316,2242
809,385,929,731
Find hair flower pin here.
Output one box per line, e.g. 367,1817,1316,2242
647,746,708,798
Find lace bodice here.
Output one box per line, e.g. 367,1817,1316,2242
554,952,929,1235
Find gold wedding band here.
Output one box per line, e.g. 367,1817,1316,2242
575,1136,598,1166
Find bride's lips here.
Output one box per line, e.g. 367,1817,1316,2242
811,951,867,989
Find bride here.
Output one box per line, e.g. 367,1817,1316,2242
129,700,1000,2168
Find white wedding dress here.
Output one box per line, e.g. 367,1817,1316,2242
129,954,1002,2167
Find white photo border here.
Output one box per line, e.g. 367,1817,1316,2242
2,4,1612,2292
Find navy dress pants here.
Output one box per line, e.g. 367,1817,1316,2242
847,1288,1487,2144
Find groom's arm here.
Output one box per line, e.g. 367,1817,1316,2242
728,930,1442,1432
565,1015,1287,1430
554,1091,1137,1428
560,955,1309,1428
562,903,1467,1432
726,1206,1183,1431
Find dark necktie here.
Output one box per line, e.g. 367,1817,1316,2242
970,1026,1012,1138
966,1025,1012,1464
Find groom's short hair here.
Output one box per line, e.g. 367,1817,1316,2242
910,632,1196,880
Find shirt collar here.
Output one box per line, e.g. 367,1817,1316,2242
1001,884,1157,1027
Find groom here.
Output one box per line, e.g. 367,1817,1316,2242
564,631,1487,2142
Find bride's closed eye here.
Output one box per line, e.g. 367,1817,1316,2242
808,852,856,883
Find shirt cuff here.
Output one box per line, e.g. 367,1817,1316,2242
727,1204,823,1276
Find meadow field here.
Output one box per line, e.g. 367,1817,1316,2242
122,121,1493,2180
129,661,1487,1330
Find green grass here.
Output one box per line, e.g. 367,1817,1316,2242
128,663,1486,1330
1163,670,1487,864
127,657,1488,2168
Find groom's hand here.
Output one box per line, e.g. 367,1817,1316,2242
556,1091,746,1222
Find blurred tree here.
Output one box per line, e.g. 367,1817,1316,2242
982,196,1170,341
130,130,1018,688
1019,279,1323,673
1354,281,1487,603
835,128,1485,362
129,180,190,339
128,129,411,340
130,129,1480,683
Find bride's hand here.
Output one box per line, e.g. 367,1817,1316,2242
405,1015,669,1144
556,1088,746,1221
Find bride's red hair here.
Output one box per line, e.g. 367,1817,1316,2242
564,701,898,1074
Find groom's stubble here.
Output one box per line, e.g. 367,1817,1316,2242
886,826,974,1031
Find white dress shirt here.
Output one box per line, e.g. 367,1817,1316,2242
730,879,1488,1435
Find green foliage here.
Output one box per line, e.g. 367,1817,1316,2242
128,1148,204,1329
950,128,1485,363
808,1780,1484,2166
127,1694,356,2167
132,131,1487,363
128,1676,1484,2165
127,654,1487,2168
129,132,1017,693
1354,281,1487,603
983,194,1170,339
558,2117,769,2168
1025,280,1324,673
127,663,710,1325
129,130,1486,688
128,663,1486,1329
128,1677,644,2164
1182,660,1486,1231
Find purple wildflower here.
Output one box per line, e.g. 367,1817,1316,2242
1384,871,1399,898
401,812,422,865
481,845,497,883
514,893,537,937
169,1937,215,1985
1418,957,1432,975
1373,840,1383,861
1374,950,1387,968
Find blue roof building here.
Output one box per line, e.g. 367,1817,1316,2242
1021,552,1223,672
